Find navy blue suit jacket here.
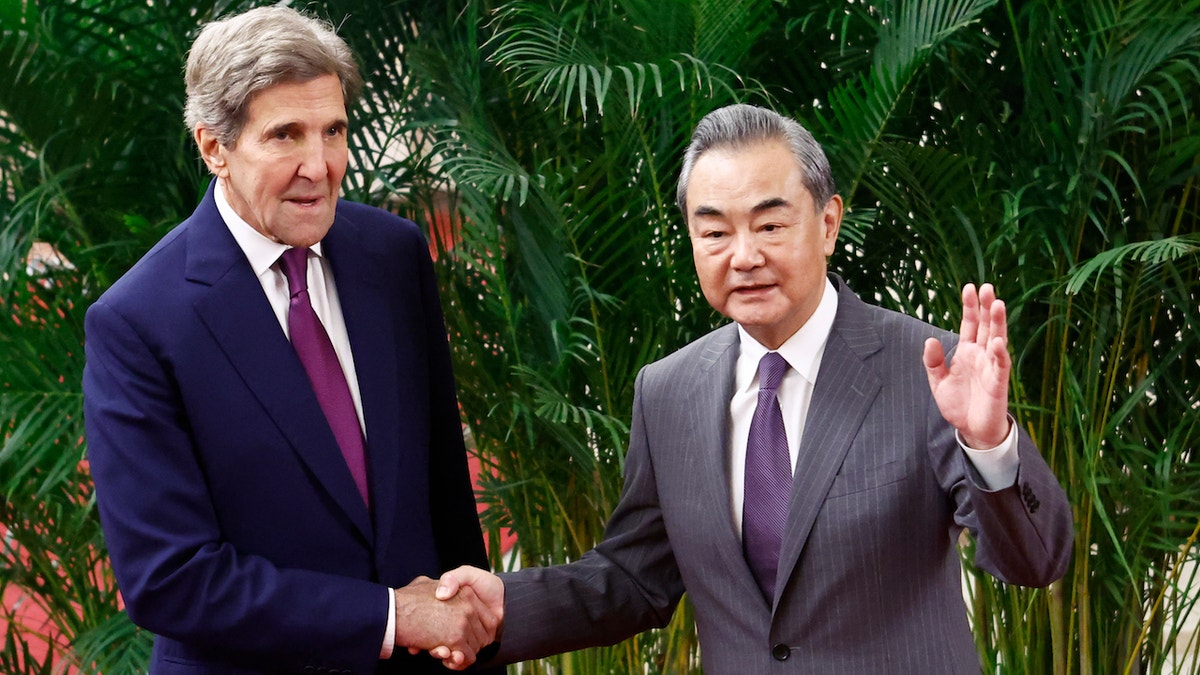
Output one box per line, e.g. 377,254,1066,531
83,184,493,674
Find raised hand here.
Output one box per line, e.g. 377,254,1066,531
922,283,1012,449
393,574,501,670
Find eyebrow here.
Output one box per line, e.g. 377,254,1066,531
751,197,790,213
691,197,791,219
263,121,300,138
263,118,348,138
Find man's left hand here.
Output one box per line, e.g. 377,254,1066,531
923,282,1012,449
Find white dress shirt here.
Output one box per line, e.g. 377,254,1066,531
215,182,367,435
728,277,1019,536
215,182,397,658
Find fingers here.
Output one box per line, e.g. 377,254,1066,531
976,283,1010,373
433,587,493,661
959,283,979,343
922,336,945,371
432,647,468,671
454,585,498,650
393,578,498,668
440,565,506,622
983,285,1007,346
436,564,489,600
931,282,1014,446
395,568,506,670
435,570,463,601
433,566,504,648
960,282,1011,352
423,592,491,670
923,336,946,390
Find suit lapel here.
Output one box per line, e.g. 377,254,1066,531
322,217,403,561
774,279,882,607
186,189,374,542
681,326,765,597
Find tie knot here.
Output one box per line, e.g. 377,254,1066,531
278,247,309,296
758,352,789,392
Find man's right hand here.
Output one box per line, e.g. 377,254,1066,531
393,573,502,670
418,565,506,669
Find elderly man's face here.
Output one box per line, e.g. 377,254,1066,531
197,74,349,248
685,139,842,350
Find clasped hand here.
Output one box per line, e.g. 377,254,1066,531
394,566,505,670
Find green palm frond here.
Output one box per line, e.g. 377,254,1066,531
486,0,752,120
691,0,777,65
69,612,153,674
436,133,546,206
814,0,997,201
1066,233,1200,293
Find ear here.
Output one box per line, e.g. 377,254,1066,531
820,194,843,256
195,127,229,178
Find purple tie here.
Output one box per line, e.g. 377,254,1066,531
278,247,370,507
743,351,792,600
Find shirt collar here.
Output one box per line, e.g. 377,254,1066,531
215,179,325,276
737,276,839,386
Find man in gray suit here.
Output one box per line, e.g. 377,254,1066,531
434,103,1072,672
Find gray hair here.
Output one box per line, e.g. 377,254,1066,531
675,104,837,220
183,5,363,148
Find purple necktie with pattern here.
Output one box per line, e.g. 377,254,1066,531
278,247,370,507
743,351,792,600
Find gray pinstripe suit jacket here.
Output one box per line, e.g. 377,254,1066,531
495,275,1073,673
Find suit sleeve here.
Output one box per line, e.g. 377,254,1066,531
493,367,686,664
931,390,1074,587
83,299,387,673
414,239,490,573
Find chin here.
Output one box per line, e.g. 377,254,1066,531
727,306,783,327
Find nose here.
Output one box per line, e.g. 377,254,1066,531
296,137,330,182
729,231,764,270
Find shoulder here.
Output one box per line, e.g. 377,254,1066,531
327,199,436,291
333,199,426,247
89,220,195,318
830,277,956,356
328,200,437,282
638,323,737,387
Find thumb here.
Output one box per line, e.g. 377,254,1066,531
922,336,945,373
437,566,484,600
923,337,948,390
435,571,461,601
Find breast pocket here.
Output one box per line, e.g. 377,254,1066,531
825,455,917,499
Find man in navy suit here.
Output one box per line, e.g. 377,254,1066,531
440,104,1073,672
83,6,499,673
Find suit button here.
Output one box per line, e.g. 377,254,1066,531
772,643,790,661
1022,482,1041,513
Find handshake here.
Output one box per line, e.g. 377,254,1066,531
394,565,504,670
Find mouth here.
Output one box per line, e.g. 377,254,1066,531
733,283,774,294
286,196,324,208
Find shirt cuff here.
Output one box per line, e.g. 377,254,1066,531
956,413,1020,490
380,587,397,659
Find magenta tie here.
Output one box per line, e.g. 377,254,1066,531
278,247,370,507
743,351,792,600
